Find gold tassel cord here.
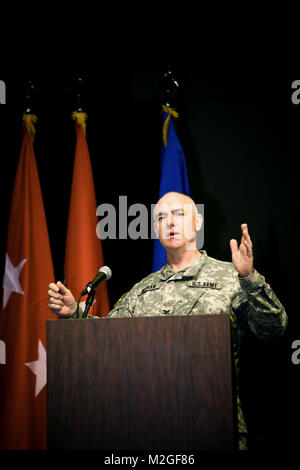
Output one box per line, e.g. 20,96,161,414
162,105,179,148
22,114,38,142
72,111,88,135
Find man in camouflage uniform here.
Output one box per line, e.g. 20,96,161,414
48,192,288,450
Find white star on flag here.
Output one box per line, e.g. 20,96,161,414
2,253,27,309
25,340,47,397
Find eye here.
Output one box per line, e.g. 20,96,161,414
174,210,184,216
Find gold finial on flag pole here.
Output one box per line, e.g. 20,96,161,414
159,65,181,147
71,77,88,134
22,80,37,141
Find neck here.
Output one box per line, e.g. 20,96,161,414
167,247,201,271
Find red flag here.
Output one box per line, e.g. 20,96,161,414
0,114,55,449
64,112,110,317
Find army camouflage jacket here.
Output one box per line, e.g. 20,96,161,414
78,250,288,449
107,251,287,344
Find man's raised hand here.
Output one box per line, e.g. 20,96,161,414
230,223,254,278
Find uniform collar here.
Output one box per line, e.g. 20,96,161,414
158,250,208,281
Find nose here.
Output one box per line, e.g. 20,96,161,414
166,212,175,229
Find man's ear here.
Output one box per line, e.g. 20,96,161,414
196,213,203,231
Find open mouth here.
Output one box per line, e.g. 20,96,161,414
168,232,180,239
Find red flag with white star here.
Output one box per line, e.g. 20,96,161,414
0,114,55,449
64,112,110,317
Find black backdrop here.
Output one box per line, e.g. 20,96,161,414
0,71,299,450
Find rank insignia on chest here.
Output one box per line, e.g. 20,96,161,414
188,280,222,289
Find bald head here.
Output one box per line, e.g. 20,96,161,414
154,192,198,218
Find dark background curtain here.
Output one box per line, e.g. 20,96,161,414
0,70,299,449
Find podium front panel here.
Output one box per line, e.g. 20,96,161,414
47,315,235,450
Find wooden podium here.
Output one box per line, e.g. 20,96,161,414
46,316,236,450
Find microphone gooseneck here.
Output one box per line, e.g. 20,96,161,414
78,266,112,318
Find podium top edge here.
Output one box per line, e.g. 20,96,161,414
46,314,231,323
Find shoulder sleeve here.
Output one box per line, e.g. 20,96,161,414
107,291,133,318
232,269,288,340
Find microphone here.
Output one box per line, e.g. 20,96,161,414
81,266,112,295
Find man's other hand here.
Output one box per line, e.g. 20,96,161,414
48,281,77,317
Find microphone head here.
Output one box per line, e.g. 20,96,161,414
99,265,112,280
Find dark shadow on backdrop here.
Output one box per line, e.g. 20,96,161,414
0,73,299,450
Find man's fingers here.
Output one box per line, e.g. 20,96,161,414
240,242,248,256
49,282,59,293
48,302,63,310
57,281,70,295
230,239,238,253
231,236,252,257
48,296,64,306
244,239,253,250
241,223,252,247
48,288,62,299
241,223,253,256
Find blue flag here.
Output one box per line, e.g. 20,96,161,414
152,107,190,272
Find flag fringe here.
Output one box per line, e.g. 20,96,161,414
22,113,38,142
72,111,88,135
162,105,179,148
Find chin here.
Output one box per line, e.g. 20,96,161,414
163,239,186,250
